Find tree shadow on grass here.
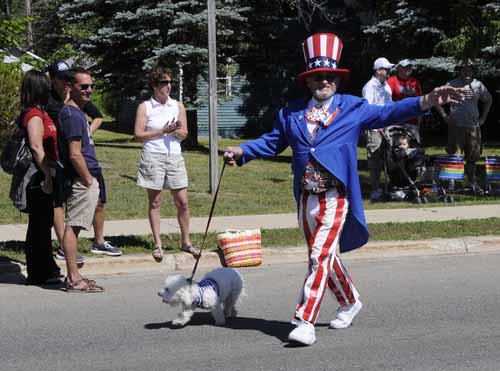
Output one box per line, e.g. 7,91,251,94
145,313,295,343
90,235,151,251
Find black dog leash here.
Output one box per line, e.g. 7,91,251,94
188,161,226,282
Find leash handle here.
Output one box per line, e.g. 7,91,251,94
189,162,226,281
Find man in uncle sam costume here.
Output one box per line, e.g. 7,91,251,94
224,33,465,346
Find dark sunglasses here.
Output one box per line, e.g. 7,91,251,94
158,80,173,85
312,73,338,82
78,84,94,90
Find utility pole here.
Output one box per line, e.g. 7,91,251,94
207,0,218,194
25,0,33,48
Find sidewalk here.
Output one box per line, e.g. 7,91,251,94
0,204,499,242
1,204,500,277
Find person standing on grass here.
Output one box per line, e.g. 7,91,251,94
387,59,423,142
46,61,122,262
436,59,492,194
58,67,104,292
362,57,394,201
134,65,200,262
224,32,465,346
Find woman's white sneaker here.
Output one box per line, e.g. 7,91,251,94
288,320,316,345
329,300,363,329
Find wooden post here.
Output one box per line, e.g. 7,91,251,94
207,0,218,194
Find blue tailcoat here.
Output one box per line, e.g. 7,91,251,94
239,94,423,253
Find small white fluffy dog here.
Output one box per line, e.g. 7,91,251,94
158,267,243,327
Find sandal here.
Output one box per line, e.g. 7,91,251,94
152,247,164,262
181,244,201,257
64,278,104,293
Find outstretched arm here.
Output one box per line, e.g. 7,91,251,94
362,85,466,130
419,85,467,111
224,109,289,166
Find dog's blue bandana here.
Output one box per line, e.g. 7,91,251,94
193,278,219,308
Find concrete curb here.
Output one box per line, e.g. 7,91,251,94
2,236,500,277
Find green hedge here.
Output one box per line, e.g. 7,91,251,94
0,62,22,145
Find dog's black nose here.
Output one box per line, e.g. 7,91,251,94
157,292,163,297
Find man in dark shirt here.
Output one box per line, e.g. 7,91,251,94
46,61,121,261
58,67,104,292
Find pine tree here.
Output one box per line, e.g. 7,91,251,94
362,0,500,78
57,0,250,105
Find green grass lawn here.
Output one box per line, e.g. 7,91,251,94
2,218,500,263
1,128,499,225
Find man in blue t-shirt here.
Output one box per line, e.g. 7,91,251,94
47,61,122,263
58,67,104,292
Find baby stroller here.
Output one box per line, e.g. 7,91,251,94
380,125,452,203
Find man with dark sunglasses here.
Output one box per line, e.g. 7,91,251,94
46,61,121,263
57,67,122,292
224,32,465,346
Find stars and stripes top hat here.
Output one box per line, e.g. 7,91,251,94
297,33,350,85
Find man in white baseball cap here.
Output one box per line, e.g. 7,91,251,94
362,57,394,201
373,57,395,71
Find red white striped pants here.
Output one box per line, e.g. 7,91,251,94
295,187,360,324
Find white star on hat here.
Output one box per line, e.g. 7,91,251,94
323,60,331,67
314,59,322,67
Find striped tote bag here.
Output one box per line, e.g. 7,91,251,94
217,229,262,268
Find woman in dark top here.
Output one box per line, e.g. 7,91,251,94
20,70,61,285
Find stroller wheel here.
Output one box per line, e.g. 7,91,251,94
444,195,454,203
414,197,422,204
422,197,428,204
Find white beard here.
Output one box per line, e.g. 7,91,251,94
313,88,335,102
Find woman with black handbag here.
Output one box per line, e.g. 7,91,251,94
20,70,62,285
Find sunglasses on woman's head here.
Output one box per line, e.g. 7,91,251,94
312,73,338,82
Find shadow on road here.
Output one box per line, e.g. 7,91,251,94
144,314,295,343
0,256,25,285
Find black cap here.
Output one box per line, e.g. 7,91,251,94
47,60,70,80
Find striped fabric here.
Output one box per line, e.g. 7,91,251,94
294,187,359,324
302,33,342,70
486,156,500,181
435,155,465,180
193,278,219,308
217,229,262,268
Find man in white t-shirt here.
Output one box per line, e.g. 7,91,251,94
437,60,492,192
362,57,394,201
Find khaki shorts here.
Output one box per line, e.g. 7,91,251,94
137,151,188,190
66,177,100,230
365,130,383,169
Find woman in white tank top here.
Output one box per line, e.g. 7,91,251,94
134,66,200,261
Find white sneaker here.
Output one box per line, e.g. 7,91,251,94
329,300,363,329
288,320,316,346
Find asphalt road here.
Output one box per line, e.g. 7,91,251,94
2,252,500,371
